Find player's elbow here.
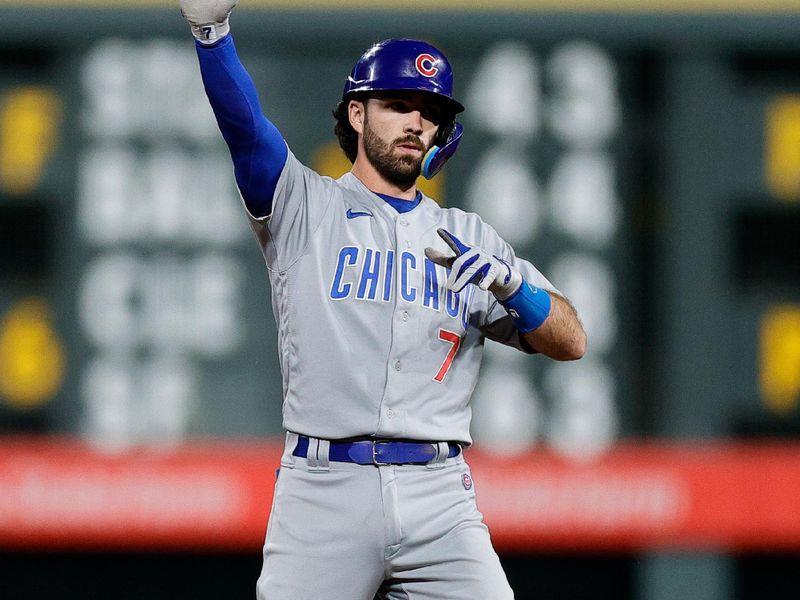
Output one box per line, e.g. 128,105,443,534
567,335,587,361
555,331,587,361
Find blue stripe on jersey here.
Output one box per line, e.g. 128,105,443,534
400,252,417,302
330,247,358,299
446,287,460,318
422,258,440,310
375,191,422,214
461,285,475,330
196,35,288,218
356,249,381,300
383,250,395,302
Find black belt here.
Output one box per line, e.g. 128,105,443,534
293,436,461,465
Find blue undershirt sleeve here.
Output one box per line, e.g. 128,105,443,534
195,35,288,218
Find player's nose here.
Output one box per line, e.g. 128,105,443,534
404,110,424,135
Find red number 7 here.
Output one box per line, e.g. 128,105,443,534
434,328,462,383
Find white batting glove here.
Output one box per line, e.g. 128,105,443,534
179,0,239,45
425,228,523,301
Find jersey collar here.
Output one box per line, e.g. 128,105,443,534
374,190,422,214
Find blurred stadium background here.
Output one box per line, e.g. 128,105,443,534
1,0,800,598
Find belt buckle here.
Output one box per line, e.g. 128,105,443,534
371,440,392,466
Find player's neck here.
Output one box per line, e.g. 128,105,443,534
351,158,418,201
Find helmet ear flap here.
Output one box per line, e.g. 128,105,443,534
433,117,455,149
421,121,463,179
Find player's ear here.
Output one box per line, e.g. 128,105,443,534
348,99,365,134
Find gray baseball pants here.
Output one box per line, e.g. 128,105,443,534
256,433,514,599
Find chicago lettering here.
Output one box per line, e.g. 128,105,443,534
329,246,473,327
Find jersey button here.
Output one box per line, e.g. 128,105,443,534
394,360,401,371
402,311,409,322
405,240,412,248
387,409,395,419
399,218,408,226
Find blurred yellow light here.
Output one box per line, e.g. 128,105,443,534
310,140,444,206
766,96,800,203
760,305,800,415
0,298,65,409
0,87,61,195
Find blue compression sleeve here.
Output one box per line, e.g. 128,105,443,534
196,35,288,218
499,280,552,334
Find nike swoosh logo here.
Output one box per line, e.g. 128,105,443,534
346,209,373,219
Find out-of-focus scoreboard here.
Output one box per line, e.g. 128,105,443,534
1,3,799,453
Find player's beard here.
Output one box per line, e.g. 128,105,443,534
362,114,427,190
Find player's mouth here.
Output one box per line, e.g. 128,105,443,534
394,137,425,155
397,145,423,156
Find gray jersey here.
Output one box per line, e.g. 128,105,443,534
246,149,558,445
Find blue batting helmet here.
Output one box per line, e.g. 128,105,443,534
341,38,465,178
342,38,465,115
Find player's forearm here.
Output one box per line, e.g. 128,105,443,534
195,35,287,217
521,293,586,361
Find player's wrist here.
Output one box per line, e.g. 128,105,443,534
499,279,552,333
189,20,231,45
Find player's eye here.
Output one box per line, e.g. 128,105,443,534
422,106,442,125
388,100,410,112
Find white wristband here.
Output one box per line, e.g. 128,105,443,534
190,20,230,45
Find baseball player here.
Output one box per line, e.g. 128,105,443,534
180,1,587,598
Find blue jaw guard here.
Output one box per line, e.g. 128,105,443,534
421,122,463,179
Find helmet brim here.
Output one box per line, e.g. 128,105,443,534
343,82,464,115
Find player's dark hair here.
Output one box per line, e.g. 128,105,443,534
332,94,366,164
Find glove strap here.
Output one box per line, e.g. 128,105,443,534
190,20,230,45
499,280,552,333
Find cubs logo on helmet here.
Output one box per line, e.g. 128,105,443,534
415,53,439,77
